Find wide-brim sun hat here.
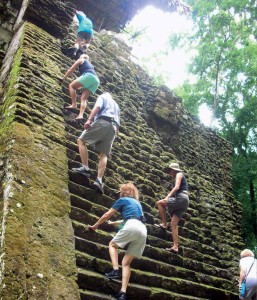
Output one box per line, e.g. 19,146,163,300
166,162,182,172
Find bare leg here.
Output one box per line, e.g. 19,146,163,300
170,214,180,251
121,254,134,293
97,152,107,179
109,241,119,270
68,81,83,108
77,138,88,167
156,199,168,228
76,89,91,119
74,37,82,51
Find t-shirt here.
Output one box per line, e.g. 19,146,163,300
76,11,93,34
94,93,120,127
240,257,257,279
112,197,143,220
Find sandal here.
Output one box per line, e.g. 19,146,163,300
64,104,77,110
165,247,179,254
154,224,167,230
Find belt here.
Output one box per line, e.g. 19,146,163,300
179,191,188,195
124,216,142,222
97,116,119,127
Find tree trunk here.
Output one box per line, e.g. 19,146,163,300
249,178,257,237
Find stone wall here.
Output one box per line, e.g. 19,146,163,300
0,1,243,299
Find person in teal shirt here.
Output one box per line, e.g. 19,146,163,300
73,10,93,58
89,182,147,300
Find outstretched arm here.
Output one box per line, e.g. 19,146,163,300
89,208,117,230
62,58,82,81
108,219,124,226
84,104,100,129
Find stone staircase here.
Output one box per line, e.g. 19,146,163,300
62,106,239,299
0,2,244,299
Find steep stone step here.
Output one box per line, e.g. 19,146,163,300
80,285,212,300
75,250,233,292
80,289,113,300
69,193,238,272
77,265,236,300
70,204,225,270
74,235,234,290
68,184,237,278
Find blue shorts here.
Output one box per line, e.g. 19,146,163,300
77,31,92,43
76,73,99,94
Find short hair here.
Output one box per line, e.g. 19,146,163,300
119,182,139,200
240,249,254,258
80,54,89,60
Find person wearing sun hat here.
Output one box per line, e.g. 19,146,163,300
155,162,189,254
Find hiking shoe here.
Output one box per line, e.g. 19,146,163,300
71,166,90,178
115,291,127,300
105,269,120,279
92,179,104,194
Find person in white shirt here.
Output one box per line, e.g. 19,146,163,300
239,249,257,300
71,92,120,194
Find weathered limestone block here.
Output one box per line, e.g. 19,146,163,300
17,0,74,38
0,22,79,299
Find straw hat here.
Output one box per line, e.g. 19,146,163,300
167,162,182,172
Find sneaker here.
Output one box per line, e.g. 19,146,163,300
73,48,78,58
92,179,104,194
71,166,90,178
73,48,82,59
105,269,120,279
115,291,127,300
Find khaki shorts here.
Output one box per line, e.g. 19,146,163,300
167,193,189,219
112,219,147,258
79,119,116,156
76,73,99,94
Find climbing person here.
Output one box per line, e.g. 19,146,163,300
89,182,147,300
155,162,189,254
62,54,99,120
71,92,120,194
238,249,257,300
73,10,93,58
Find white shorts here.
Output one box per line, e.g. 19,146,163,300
112,219,147,258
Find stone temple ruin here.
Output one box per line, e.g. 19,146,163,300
0,0,243,299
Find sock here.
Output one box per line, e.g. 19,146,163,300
82,165,89,171
82,45,87,53
73,47,78,56
97,177,102,183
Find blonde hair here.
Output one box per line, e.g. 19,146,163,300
240,249,254,258
119,182,139,200
80,54,89,60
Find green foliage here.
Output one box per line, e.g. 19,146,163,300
174,0,257,247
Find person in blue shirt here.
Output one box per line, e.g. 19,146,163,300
73,10,93,58
71,92,120,193
89,182,147,300
62,54,100,120
155,162,189,254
